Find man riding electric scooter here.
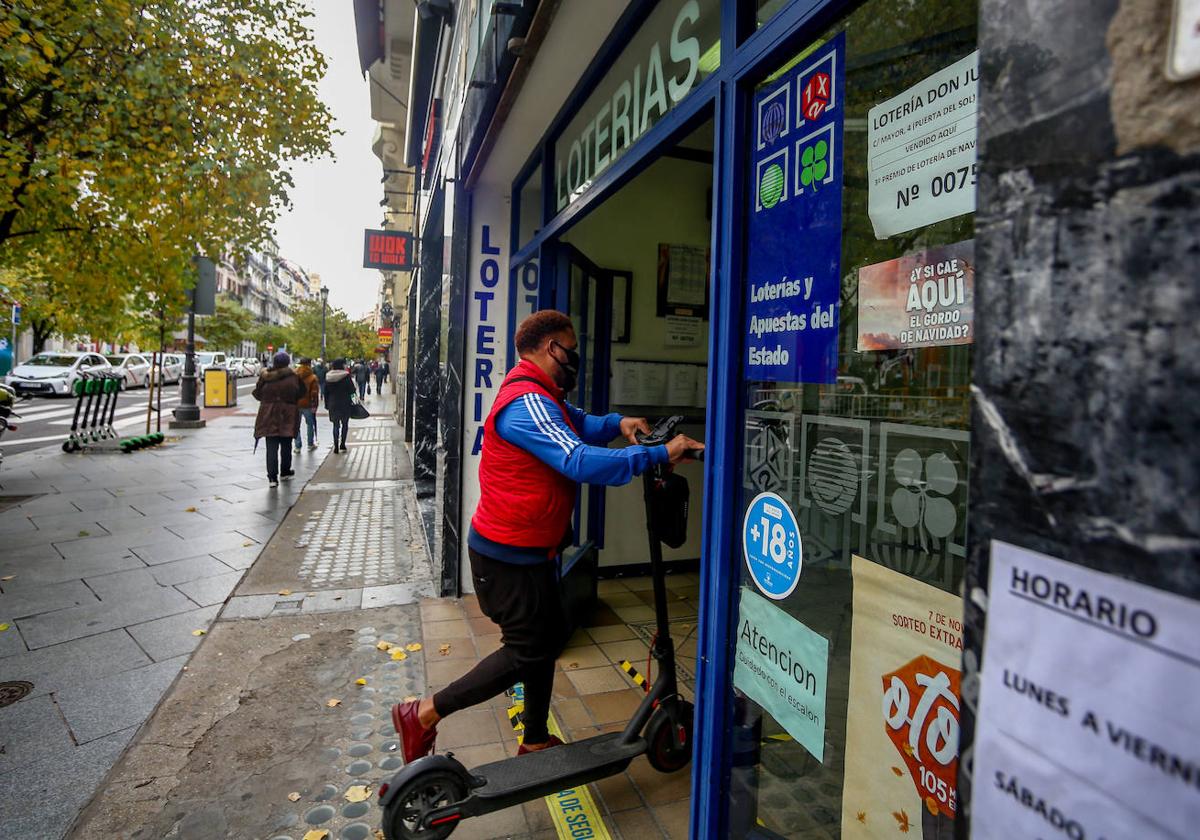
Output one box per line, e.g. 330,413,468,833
391,310,703,762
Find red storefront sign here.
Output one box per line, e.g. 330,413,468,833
363,230,413,271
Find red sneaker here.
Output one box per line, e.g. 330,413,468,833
517,734,564,756
392,700,437,763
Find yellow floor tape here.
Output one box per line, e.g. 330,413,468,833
506,685,614,840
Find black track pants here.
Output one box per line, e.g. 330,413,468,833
432,548,566,744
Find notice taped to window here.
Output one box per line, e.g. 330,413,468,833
971,542,1200,839
842,555,963,838
867,52,979,239
733,587,828,761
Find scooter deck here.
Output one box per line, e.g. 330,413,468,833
470,733,645,801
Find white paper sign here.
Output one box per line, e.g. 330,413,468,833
664,315,702,347
1167,0,1200,81
972,541,1200,840
867,52,979,239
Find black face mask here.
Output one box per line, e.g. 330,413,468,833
550,340,580,392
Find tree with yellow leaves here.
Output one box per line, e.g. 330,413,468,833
0,0,334,338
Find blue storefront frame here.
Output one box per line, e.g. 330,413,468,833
502,2,854,836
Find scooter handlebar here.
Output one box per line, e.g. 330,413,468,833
636,415,685,447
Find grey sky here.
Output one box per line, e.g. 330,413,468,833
274,1,382,320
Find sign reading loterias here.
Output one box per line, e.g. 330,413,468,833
363,230,413,271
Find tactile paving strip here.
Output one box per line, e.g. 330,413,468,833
267,617,426,840
294,488,399,586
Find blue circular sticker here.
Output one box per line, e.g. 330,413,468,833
743,491,803,600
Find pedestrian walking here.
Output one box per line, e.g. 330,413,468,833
314,357,328,404
324,358,355,453
294,357,320,452
373,358,385,394
253,351,306,488
382,360,390,385
353,358,370,400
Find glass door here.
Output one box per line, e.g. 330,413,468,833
560,244,614,549
725,1,978,837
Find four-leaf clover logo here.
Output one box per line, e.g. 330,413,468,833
890,448,958,551
800,139,829,190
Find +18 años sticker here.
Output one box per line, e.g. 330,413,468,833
743,491,803,599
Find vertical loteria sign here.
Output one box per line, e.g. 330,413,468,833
744,33,845,384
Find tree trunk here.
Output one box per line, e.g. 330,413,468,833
31,317,55,354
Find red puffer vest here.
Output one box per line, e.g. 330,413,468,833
471,360,578,551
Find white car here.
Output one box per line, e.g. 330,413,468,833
234,357,261,376
106,354,152,390
152,353,184,385
5,352,112,397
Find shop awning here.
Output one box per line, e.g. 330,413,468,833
353,0,384,76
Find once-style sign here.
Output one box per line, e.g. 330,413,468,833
971,542,1200,840
733,587,829,761
867,52,979,238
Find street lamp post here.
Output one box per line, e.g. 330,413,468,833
320,285,329,360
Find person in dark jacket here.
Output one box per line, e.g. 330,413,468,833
324,358,355,453
294,358,320,452
373,357,385,394
353,359,370,399
253,351,306,487
313,357,328,404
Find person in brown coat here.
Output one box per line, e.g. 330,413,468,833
293,357,320,453
253,351,306,487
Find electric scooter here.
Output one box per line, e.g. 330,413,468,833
379,416,701,840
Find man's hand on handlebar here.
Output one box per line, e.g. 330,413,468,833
664,434,705,464
620,416,652,445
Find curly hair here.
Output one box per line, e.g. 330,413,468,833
514,310,574,355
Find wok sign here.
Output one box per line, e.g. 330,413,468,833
363,230,413,271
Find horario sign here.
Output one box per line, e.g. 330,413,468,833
362,229,414,271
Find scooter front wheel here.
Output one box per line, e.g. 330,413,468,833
646,700,694,773
383,769,466,840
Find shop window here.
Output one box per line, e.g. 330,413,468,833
727,0,977,836
516,162,543,250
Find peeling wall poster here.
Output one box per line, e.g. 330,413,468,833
733,587,829,761
867,51,979,239
858,240,974,351
843,555,963,838
971,542,1200,840
745,33,845,384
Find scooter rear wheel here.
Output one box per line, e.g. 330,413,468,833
383,769,466,840
646,700,695,773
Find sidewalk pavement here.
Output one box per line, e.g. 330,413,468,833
0,392,340,837
8,383,703,839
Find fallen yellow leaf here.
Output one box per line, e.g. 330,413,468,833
279,589,292,596
288,791,301,802
375,830,386,840
344,785,371,803
0,624,9,632
242,541,254,547
405,643,422,652
326,698,341,707
925,796,939,816
376,641,393,652
890,766,904,776
185,506,197,512
438,644,451,656
191,629,205,636
391,650,407,661
355,678,367,686
303,831,330,840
